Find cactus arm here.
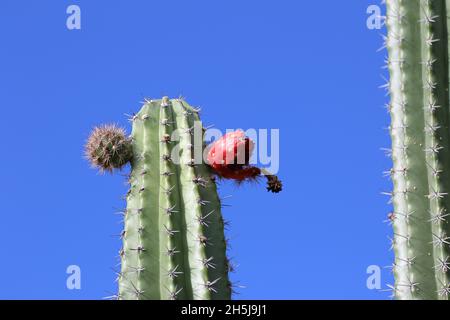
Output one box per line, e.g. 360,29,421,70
386,0,431,299
116,98,230,300
386,0,450,299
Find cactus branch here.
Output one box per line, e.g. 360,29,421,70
385,0,450,299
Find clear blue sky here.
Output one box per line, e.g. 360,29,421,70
0,0,393,299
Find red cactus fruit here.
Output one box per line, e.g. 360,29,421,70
207,130,282,192
207,130,254,176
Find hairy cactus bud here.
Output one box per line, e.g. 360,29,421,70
85,124,132,173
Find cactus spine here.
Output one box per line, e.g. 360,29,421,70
385,0,450,299
116,97,230,300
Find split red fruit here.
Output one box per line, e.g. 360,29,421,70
207,130,261,181
206,130,282,192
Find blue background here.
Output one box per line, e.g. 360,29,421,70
0,0,392,299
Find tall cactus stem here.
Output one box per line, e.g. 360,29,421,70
385,0,450,299
115,97,230,300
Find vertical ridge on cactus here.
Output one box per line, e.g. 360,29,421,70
385,0,450,299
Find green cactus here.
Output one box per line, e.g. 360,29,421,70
385,0,450,299
86,97,231,299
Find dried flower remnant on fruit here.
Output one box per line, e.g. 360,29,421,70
266,175,282,193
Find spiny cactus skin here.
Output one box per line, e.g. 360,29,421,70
385,0,450,299
117,97,231,300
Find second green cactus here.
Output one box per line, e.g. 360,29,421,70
385,0,450,299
